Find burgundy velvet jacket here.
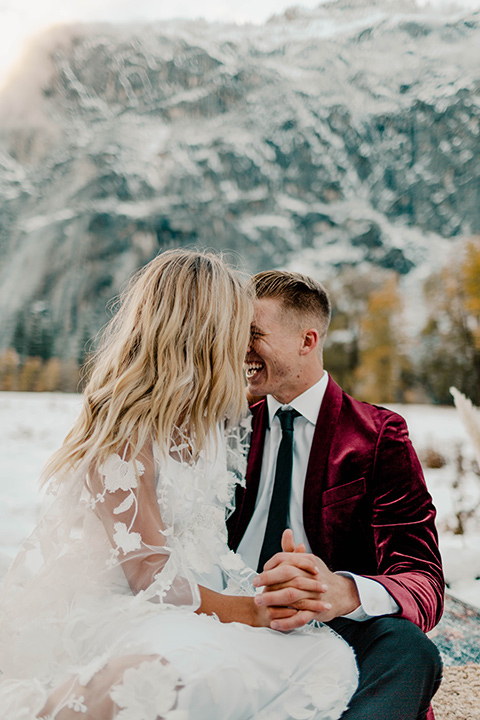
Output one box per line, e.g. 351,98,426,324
228,376,445,633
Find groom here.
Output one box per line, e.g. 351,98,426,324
228,270,444,720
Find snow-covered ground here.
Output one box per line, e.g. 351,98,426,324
0,392,83,568
1,392,479,608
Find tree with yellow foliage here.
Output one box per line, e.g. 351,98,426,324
0,349,20,391
463,238,480,349
324,266,393,396
421,237,480,404
354,273,408,403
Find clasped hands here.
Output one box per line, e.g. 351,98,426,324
253,529,360,631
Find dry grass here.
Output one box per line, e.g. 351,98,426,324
432,665,480,720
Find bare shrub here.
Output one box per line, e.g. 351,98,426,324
421,446,447,469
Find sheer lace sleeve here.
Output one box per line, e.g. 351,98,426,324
87,443,200,609
216,418,259,597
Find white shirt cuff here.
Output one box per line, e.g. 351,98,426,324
336,572,400,622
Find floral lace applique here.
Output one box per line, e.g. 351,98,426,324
75,653,112,687
110,658,187,720
224,417,251,485
219,550,257,596
66,696,88,714
89,452,146,562
112,523,142,554
284,632,357,720
173,504,225,575
102,455,145,493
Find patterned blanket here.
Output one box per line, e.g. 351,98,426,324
429,593,480,666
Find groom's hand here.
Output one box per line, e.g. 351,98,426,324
253,531,360,630
279,528,306,555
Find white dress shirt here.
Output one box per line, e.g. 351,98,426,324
237,373,399,621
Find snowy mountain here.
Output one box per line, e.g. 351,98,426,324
0,0,479,358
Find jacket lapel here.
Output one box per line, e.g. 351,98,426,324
303,376,343,549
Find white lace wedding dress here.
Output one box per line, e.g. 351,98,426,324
0,423,357,720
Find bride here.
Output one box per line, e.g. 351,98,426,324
0,249,357,720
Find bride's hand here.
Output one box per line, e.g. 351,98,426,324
196,586,297,628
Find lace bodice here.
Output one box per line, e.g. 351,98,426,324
86,423,255,605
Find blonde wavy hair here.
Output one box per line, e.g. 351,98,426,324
43,249,252,482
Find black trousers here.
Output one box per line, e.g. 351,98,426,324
328,616,443,720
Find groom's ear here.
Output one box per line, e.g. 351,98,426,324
300,328,320,355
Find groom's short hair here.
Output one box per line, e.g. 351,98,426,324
251,270,331,340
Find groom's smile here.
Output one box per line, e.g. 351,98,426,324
244,362,264,379
243,298,308,404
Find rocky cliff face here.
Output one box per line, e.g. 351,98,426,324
0,0,479,359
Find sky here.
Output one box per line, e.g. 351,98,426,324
1,0,479,88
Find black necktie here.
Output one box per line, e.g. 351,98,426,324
257,407,300,572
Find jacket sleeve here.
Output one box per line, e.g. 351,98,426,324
362,414,444,632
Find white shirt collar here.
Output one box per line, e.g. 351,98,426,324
266,371,329,428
